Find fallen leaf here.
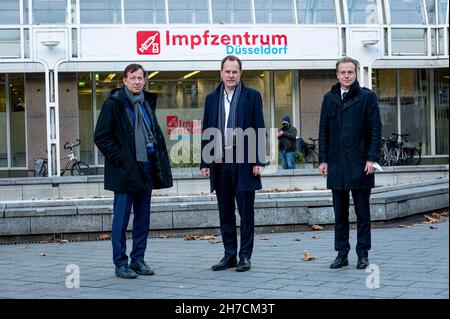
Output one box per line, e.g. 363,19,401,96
59,239,69,244
292,236,302,241
259,235,271,240
423,215,440,224
159,234,169,238
440,212,448,217
398,225,411,228
184,234,196,240
197,235,216,240
429,225,438,230
208,239,222,244
39,240,49,244
310,225,324,231
99,234,110,240
312,235,320,239
303,250,315,261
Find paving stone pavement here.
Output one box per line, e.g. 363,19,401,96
0,219,448,300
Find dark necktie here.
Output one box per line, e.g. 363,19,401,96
342,92,348,101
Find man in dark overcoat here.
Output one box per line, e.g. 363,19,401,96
94,63,172,278
200,55,266,272
318,57,382,269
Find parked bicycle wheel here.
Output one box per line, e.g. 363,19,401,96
70,161,92,176
404,147,421,165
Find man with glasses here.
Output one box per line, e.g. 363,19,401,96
94,63,172,279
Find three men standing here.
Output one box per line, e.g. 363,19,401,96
200,55,266,272
318,57,382,269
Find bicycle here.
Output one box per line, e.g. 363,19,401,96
302,137,319,167
380,133,421,166
60,139,92,176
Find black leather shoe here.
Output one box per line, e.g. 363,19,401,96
211,256,237,271
356,257,369,269
129,261,155,275
236,257,251,272
329,256,349,269
115,265,137,279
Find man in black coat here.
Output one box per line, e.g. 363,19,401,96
200,55,266,272
277,115,297,169
318,57,382,270
94,63,172,278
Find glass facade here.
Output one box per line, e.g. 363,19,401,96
296,0,336,24
211,0,252,24
372,69,398,140
0,75,6,167
434,69,449,155
255,0,295,24
32,0,67,24
168,0,209,23
347,0,378,24
124,0,166,24
389,0,426,24
0,0,20,24
80,0,122,24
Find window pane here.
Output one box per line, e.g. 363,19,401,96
347,0,378,24
124,0,166,24
168,0,209,23
296,0,336,24
434,69,449,155
241,71,271,129
0,0,20,24
425,0,436,24
0,29,20,58
274,71,292,133
255,0,294,24
372,69,398,140
80,0,121,24
32,0,67,24
0,75,6,167
399,69,430,155
391,28,427,55
10,74,26,167
211,0,252,24
78,73,94,164
389,0,426,24
438,0,448,24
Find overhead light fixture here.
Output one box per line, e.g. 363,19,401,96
362,39,379,47
107,73,116,80
41,40,60,48
182,71,200,80
148,71,159,79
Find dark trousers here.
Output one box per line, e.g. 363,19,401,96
112,161,152,267
332,188,371,258
215,163,255,260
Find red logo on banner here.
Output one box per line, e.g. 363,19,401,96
137,31,160,55
166,115,178,128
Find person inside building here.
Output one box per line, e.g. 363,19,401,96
277,115,297,169
200,55,266,272
318,56,382,270
94,63,172,279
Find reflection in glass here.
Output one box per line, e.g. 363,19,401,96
124,0,166,24
389,0,425,24
32,0,67,24
211,0,252,24
434,69,449,155
241,71,271,130
438,0,448,24
296,0,336,24
425,0,436,24
391,29,426,55
10,74,26,167
399,69,430,155
274,71,292,132
372,69,398,139
0,75,6,167
80,0,121,24
168,0,208,23
0,0,20,24
255,0,294,24
0,29,20,57
78,73,94,164
347,0,378,24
